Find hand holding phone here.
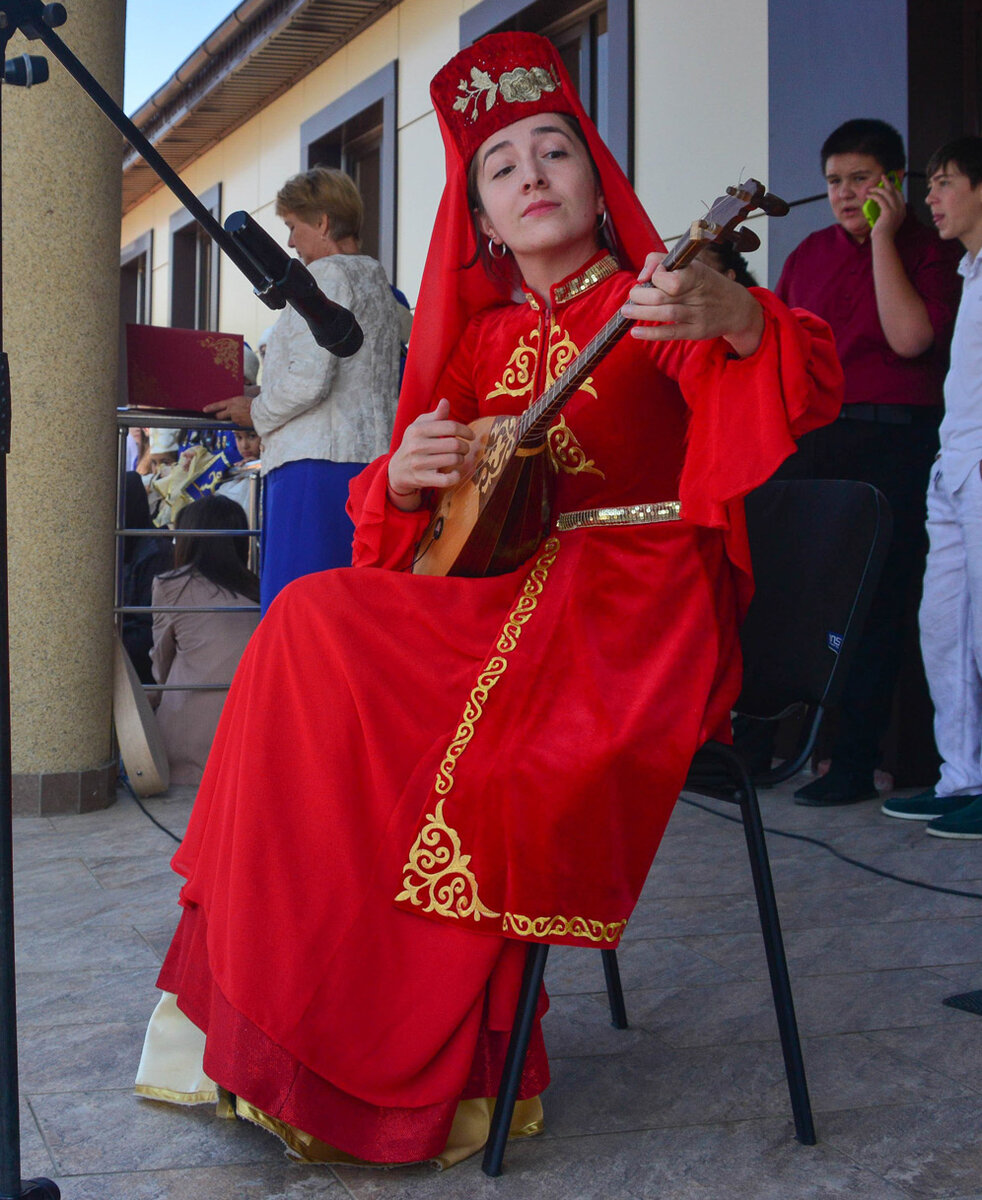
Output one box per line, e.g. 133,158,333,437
862,171,902,228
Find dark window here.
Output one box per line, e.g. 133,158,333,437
169,183,221,330
120,230,152,325
460,0,632,179
301,61,398,277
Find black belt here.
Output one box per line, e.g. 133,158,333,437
837,404,939,426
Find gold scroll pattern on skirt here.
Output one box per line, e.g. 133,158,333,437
397,538,560,922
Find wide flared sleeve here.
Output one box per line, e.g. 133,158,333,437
347,315,486,571
347,455,432,570
675,288,843,531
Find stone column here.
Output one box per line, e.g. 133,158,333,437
1,4,125,813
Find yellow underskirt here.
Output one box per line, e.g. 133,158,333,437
135,991,543,1169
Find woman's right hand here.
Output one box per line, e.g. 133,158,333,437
386,399,475,511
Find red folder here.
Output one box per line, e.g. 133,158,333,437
125,324,244,414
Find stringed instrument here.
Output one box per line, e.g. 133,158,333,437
412,178,789,578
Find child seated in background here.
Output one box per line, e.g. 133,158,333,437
150,495,260,785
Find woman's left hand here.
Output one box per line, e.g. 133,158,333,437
203,395,255,425
622,252,764,358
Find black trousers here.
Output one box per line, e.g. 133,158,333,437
771,409,939,776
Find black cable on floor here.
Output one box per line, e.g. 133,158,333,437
118,764,182,843
679,793,982,902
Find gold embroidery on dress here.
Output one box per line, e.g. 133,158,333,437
487,330,540,404
486,323,597,407
398,538,561,922
502,912,627,944
547,416,604,478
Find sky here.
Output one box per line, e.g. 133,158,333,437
124,0,238,114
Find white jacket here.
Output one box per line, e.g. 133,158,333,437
251,254,401,473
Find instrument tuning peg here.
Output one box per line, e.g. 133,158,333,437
758,191,790,217
728,226,761,253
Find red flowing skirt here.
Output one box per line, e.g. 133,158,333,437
158,519,739,1160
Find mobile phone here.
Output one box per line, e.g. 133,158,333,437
862,171,902,228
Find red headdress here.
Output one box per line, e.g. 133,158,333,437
392,31,665,444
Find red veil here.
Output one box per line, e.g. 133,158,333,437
394,31,666,446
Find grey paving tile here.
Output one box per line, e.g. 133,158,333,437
640,853,755,899
822,1097,982,1198
52,1163,344,1199
544,938,742,997
13,920,161,974
19,1020,149,1092
18,1095,57,1179
32,1089,278,1174
335,1120,914,1200
804,1032,974,1113
544,1029,970,1139
864,1024,982,1093
618,892,762,939
10,858,116,930
136,918,183,963
601,978,780,1049
924,963,982,989
83,853,182,891
17,966,162,1027
777,880,982,929
681,919,982,982
542,990,651,1059
791,967,980,1037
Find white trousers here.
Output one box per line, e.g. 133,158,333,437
920,460,982,796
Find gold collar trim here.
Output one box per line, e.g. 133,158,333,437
551,254,620,306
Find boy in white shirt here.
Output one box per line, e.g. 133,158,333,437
883,137,982,837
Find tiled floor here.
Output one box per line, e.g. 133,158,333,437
9,777,982,1199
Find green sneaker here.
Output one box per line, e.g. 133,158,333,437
881,790,980,821
926,796,982,839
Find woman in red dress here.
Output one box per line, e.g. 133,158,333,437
136,32,842,1166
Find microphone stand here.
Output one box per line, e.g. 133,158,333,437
0,2,363,1194
0,4,60,1193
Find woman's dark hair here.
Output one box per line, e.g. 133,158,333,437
171,495,259,604
700,240,759,288
821,119,906,175
926,136,982,189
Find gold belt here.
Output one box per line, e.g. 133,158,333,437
555,501,682,532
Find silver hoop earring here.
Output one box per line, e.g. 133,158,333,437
488,236,507,259
598,210,608,230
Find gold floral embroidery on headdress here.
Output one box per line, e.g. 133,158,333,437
452,64,559,123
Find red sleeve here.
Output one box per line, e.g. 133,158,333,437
347,317,485,569
677,288,843,531
906,237,961,347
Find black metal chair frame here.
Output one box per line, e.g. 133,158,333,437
482,480,893,1176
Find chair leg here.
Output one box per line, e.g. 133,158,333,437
601,948,628,1029
738,783,816,1144
482,942,550,1177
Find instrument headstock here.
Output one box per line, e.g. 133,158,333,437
661,178,788,272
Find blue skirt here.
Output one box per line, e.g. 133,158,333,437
260,459,366,616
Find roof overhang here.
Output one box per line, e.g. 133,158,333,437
123,0,398,214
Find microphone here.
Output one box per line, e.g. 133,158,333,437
3,55,49,87
224,210,363,358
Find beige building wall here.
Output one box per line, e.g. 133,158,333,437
633,0,770,271
4,2,126,812
121,0,773,348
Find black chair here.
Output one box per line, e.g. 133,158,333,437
483,479,893,1176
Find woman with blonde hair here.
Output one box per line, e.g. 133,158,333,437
207,167,400,613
